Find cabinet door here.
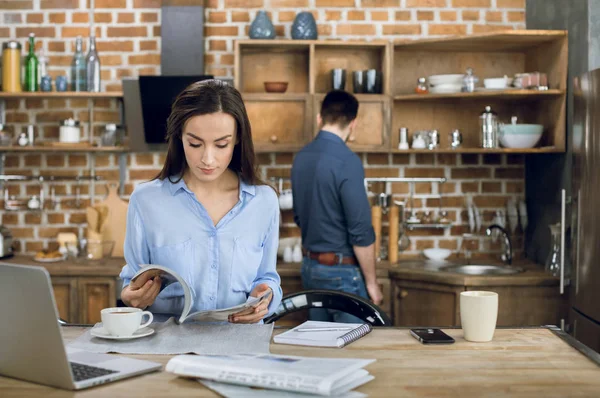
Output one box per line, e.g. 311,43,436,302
376,276,393,323
52,277,78,324
78,278,116,324
467,285,564,327
245,94,311,152
392,280,463,327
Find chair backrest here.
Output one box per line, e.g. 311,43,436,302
264,289,393,326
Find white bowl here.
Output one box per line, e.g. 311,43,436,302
423,248,452,261
428,74,464,86
499,124,543,148
429,84,462,94
483,77,513,89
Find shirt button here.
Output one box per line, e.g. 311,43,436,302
212,263,217,269
209,231,216,237
210,296,215,301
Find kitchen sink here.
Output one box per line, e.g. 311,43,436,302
440,264,524,275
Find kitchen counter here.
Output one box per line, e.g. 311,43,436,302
1,326,599,397
1,254,124,277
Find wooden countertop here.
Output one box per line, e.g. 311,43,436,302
0,255,124,277
1,326,599,397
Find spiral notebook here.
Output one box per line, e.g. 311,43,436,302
274,321,373,348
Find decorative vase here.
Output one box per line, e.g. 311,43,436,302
249,10,276,39
292,11,318,40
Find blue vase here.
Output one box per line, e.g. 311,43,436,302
292,12,318,40
249,11,275,39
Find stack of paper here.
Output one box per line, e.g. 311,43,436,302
166,353,375,397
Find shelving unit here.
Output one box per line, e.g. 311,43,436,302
0,91,128,197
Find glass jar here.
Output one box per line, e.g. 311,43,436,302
2,40,22,93
415,77,428,94
479,106,498,148
545,223,561,276
463,67,478,92
100,124,118,146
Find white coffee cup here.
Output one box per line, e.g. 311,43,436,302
460,291,498,342
100,307,153,337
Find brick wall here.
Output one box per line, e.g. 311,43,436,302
1,0,527,259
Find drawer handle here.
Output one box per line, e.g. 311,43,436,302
397,290,408,299
270,135,278,143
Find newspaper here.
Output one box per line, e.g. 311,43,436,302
166,354,375,396
199,380,368,398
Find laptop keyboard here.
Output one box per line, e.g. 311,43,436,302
70,362,118,382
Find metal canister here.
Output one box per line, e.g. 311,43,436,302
2,40,22,92
479,106,498,148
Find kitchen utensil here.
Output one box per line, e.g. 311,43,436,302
0,225,14,259
518,200,528,232
507,197,519,233
263,81,288,93
415,77,428,94
365,69,382,94
545,223,561,276
27,125,34,146
460,291,498,342
59,118,81,143
411,132,427,149
352,71,365,93
94,182,128,257
292,244,302,263
427,130,440,150
498,123,543,148
396,201,410,252
86,206,99,233
331,68,346,90
479,106,499,148
87,239,115,260
398,127,409,150
371,205,382,261
388,204,399,264
283,246,293,263
423,248,452,261
483,76,512,89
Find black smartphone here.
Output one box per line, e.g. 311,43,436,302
410,328,455,344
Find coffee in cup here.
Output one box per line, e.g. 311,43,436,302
460,291,498,342
100,307,153,337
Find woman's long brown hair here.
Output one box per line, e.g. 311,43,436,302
155,79,264,186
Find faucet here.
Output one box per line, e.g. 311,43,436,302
485,224,512,265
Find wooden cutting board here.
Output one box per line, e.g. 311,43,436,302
94,182,128,257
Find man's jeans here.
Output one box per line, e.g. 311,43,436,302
300,257,369,324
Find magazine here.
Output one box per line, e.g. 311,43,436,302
199,380,368,398
166,353,375,396
130,264,272,324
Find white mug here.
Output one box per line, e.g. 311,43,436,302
101,307,153,337
460,291,498,342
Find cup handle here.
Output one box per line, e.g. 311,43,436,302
139,311,153,329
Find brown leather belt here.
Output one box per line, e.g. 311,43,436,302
302,249,358,266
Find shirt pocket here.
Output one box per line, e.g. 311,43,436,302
150,238,194,299
230,236,263,294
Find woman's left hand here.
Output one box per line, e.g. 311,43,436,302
229,284,272,324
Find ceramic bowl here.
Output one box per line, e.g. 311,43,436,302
428,74,464,86
264,81,289,93
423,248,452,261
499,124,543,148
483,77,514,89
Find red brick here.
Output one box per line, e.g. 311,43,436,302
417,11,434,21
364,168,399,178
482,182,502,193
41,0,78,9
140,11,158,22
486,11,503,22
461,182,479,193
231,11,249,22
440,11,457,21
494,168,523,179
130,169,161,180
117,13,135,23
95,12,113,23
325,11,342,21
94,0,126,7
25,213,42,224
506,182,524,193
462,10,480,21
128,54,160,65
26,13,44,23
62,27,101,38
68,213,87,224
0,0,33,10
452,0,490,6
46,155,65,167
97,40,135,52
107,26,148,37
362,0,399,5
208,11,227,23
221,54,234,65
383,24,421,35
315,0,353,6
139,40,158,51
336,24,376,35
71,12,89,23
406,0,446,6
370,11,389,21
366,153,389,165
392,154,410,164
405,168,445,178
395,11,411,21
271,0,308,6
317,24,332,36
415,154,435,164
135,153,155,166
133,0,160,6
473,24,514,33
451,168,490,179
209,40,227,51
507,11,525,22
205,26,239,36
429,24,467,35
1,213,19,225
497,0,524,7
12,228,34,239
224,0,263,6
16,27,55,37
348,11,365,21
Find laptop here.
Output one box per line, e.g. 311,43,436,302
0,263,162,390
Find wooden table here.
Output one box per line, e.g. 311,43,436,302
1,327,599,397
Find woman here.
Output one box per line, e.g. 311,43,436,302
119,79,281,324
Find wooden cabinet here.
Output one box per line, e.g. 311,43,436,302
376,275,392,322
79,278,117,324
51,277,78,324
392,280,463,327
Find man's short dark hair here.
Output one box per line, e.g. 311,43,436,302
320,90,359,128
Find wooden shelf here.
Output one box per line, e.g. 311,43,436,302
0,146,128,153
314,93,388,101
394,30,567,52
242,93,310,101
0,91,123,99
391,147,560,154
394,89,564,101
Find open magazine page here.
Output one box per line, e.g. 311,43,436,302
165,354,375,396
183,289,272,323
199,379,368,398
131,264,193,324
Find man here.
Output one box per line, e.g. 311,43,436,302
291,90,383,323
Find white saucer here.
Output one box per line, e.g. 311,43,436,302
90,326,154,340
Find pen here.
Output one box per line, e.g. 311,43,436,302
295,327,354,332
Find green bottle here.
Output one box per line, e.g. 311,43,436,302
24,33,38,92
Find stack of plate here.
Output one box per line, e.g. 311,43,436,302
428,74,463,94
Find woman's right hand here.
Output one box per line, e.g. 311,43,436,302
121,276,162,309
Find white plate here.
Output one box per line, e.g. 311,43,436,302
90,326,155,340
429,86,462,94
32,254,67,263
